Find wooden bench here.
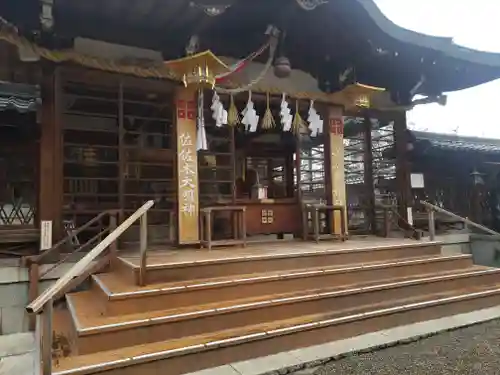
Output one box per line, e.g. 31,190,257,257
303,203,347,243
200,206,247,250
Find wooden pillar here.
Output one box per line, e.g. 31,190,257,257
285,153,294,198
118,81,125,224
394,111,412,223
175,87,200,245
295,136,303,202
363,116,376,233
38,66,63,244
326,106,347,235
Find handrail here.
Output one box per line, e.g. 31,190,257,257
25,210,119,331
348,203,405,238
28,210,119,266
420,200,500,239
377,203,421,239
27,200,154,315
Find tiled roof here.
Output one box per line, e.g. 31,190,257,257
0,81,40,113
412,131,500,154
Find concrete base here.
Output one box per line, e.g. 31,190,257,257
0,263,84,335
420,233,471,256
185,306,500,375
0,333,35,375
469,234,500,267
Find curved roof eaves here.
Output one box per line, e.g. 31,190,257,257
354,0,500,67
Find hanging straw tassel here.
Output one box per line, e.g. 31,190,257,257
260,92,276,130
291,99,306,135
227,94,240,127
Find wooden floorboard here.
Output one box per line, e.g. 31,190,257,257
96,253,446,295
119,238,426,267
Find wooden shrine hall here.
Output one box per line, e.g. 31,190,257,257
2,0,500,249
3,0,500,374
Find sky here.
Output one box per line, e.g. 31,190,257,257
373,0,500,137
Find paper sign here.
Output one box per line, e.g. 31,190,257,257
410,173,425,189
40,220,53,250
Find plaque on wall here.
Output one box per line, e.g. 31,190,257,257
410,173,425,189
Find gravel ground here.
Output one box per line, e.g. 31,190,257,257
311,319,500,375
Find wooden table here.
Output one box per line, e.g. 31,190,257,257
303,203,347,243
240,200,302,237
200,206,246,250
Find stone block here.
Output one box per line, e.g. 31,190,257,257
185,365,241,375
231,352,302,375
292,368,318,375
339,331,387,352
289,343,337,364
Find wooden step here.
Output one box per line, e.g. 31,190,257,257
53,284,500,375
66,267,500,354
93,254,473,315
117,241,441,285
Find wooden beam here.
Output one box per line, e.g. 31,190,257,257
394,111,412,224
59,66,177,94
38,65,63,244
363,116,376,233
118,80,125,224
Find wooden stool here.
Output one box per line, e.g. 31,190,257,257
200,206,247,250
303,203,347,242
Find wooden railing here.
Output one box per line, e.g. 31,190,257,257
377,204,421,239
27,200,154,375
347,204,398,238
420,200,500,240
24,209,120,328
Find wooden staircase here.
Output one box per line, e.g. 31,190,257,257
51,240,500,375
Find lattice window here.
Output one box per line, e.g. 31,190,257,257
0,128,37,226
61,77,176,244
300,145,325,199
198,124,233,206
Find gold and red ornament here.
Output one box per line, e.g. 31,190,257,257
355,94,370,108
164,51,230,89
184,65,216,88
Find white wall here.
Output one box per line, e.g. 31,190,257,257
0,263,79,334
